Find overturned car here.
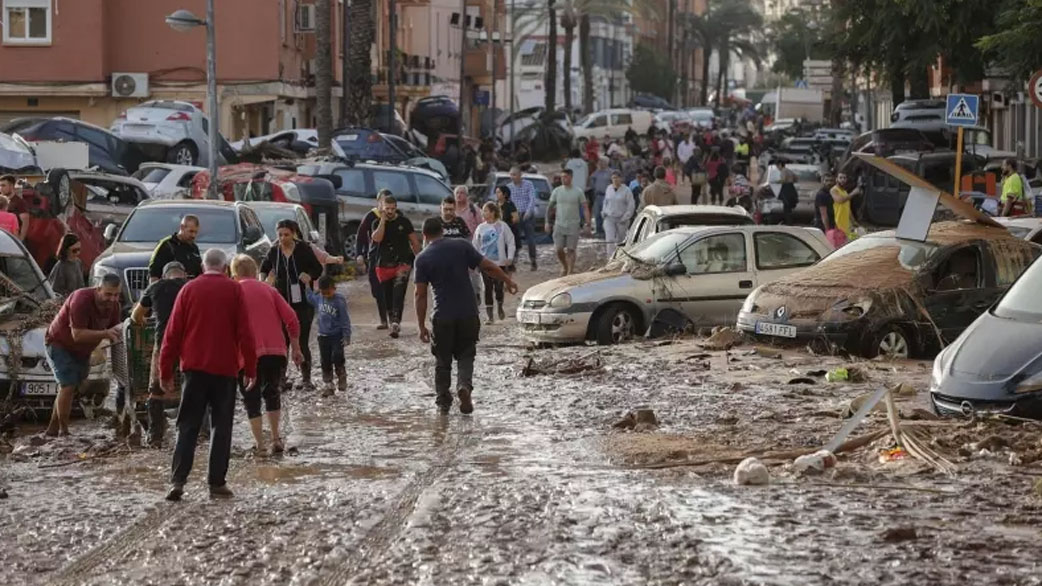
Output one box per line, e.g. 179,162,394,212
737,222,1039,358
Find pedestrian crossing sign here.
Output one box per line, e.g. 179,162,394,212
946,93,979,127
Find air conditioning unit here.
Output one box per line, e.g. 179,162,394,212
295,3,316,32
111,73,149,98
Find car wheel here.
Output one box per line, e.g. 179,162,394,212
594,303,638,345
341,223,360,259
45,168,71,216
868,324,911,359
168,141,198,166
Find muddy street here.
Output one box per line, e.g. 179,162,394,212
2,242,1041,586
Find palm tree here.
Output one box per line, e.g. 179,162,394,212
560,6,577,113
344,0,375,125
685,0,764,106
545,0,558,113
315,0,333,146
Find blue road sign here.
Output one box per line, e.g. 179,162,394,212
946,93,979,127
794,79,809,89
473,89,490,106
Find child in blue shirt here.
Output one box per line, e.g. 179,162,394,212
307,276,352,397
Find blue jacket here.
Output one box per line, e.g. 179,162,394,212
307,290,352,341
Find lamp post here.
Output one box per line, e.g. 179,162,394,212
166,4,219,199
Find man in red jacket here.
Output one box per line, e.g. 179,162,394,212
160,248,256,501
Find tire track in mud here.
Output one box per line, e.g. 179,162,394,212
318,422,475,586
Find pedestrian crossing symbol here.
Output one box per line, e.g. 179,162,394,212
945,93,979,127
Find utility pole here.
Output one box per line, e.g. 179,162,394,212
508,0,515,153
388,0,397,132
340,0,350,126
491,0,498,127
459,0,467,142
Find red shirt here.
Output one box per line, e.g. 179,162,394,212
0,211,18,235
45,288,121,360
160,272,257,380
238,278,299,364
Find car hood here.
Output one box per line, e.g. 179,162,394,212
946,312,1042,379
524,267,631,301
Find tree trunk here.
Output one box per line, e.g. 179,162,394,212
563,20,574,114
716,42,728,107
829,57,844,126
316,0,333,146
345,0,375,125
545,0,557,113
887,60,905,107
580,14,593,114
667,0,676,103
700,42,712,106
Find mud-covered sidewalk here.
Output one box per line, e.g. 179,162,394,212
2,242,1041,585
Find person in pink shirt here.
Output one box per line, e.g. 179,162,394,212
0,195,19,236
231,254,302,455
454,186,482,234
663,158,678,186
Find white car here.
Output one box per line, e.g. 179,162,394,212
230,129,319,153
131,163,204,198
518,225,833,344
110,100,226,166
994,217,1042,245
573,109,654,141
687,108,715,129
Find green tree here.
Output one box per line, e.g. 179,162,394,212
625,43,676,100
344,0,375,125
976,0,1042,85
683,0,764,106
768,9,829,81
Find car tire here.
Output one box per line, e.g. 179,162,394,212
168,141,198,166
45,168,71,216
865,324,912,360
341,222,360,259
593,303,639,346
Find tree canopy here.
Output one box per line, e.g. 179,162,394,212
976,0,1042,84
626,43,676,101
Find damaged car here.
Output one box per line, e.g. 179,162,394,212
930,255,1042,418
518,225,831,345
0,229,109,415
737,221,1039,358
619,205,754,253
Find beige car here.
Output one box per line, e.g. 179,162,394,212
621,205,754,252
518,225,833,344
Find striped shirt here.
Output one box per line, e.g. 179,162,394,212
507,179,537,215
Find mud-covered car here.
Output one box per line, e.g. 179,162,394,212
930,254,1042,418
737,222,1040,359
518,225,832,345
0,230,109,413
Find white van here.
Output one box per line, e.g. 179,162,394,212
572,109,653,142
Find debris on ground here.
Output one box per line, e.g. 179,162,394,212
792,450,837,475
734,457,770,485
613,409,659,431
880,526,918,542
879,447,910,463
520,353,603,377
750,346,782,359
787,377,818,385
700,327,743,351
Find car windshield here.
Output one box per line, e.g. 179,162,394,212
820,236,940,270
994,259,1042,321
333,132,402,160
767,167,820,183
627,231,691,264
120,207,237,244
133,167,170,183
254,207,296,239
0,254,49,302
1005,226,1032,239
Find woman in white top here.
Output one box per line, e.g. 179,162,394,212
472,202,516,323
601,171,636,256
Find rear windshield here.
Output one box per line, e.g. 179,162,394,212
0,254,49,301
994,258,1042,321
120,208,237,244
660,214,752,230
333,133,401,160
133,167,171,183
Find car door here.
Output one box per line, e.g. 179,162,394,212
752,230,822,284
611,112,633,139
663,232,755,327
921,244,992,342
415,173,453,217
238,205,272,260
371,169,420,225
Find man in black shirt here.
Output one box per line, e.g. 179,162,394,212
813,173,837,233
439,196,470,239
131,261,189,447
148,215,202,282
371,195,421,338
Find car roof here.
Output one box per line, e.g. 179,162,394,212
0,228,25,255
896,99,946,110
642,204,750,218
10,116,118,135
995,217,1042,229
138,199,238,209
138,162,204,172
493,171,550,181
661,224,816,238
245,201,305,211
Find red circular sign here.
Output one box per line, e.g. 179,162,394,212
1030,70,1042,110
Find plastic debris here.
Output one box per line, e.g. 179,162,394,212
792,450,837,474
825,368,849,382
879,447,909,463
734,457,770,485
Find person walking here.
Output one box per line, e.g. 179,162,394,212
564,149,589,195
677,133,696,184
231,255,302,455
148,215,202,282
495,185,521,258
813,173,837,235
260,219,323,390
43,275,122,436
589,158,614,238
705,149,729,206
640,166,678,209
439,195,471,239
356,189,389,329
454,186,483,234
307,275,352,397
506,167,538,270
131,261,189,447
0,195,20,236
414,218,518,414
830,173,860,244
776,160,799,225
370,195,421,339
160,249,256,501
545,168,592,277
1000,158,1028,216
48,233,85,296
602,171,635,256
472,202,516,324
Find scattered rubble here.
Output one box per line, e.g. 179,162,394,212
733,457,770,485
700,327,743,351
792,450,837,475
613,409,659,431
520,353,603,377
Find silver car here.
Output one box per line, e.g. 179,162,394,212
111,100,222,166
131,163,204,199
517,225,833,345
484,172,552,225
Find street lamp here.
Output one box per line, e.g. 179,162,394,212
166,4,219,199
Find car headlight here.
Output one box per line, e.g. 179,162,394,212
1014,372,1042,394
929,351,946,393
91,264,118,286
549,293,572,309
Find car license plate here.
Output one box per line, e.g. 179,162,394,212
755,321,796,338
21,381,60,396
517,311,540,324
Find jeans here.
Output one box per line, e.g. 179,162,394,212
516,216,537,266
239,355,286,419
593,194,606,236
317,335,346,379
603,217,629,256
292,303,314,377
380,266,411,324
481,272,504,310
170,370,236,487
430,317,481,407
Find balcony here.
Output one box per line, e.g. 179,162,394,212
464,42,505,81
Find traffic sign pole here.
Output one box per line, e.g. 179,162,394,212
953,126,965,199
945,93,979,200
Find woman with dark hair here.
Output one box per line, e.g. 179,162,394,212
261,218,323,390
48,233,85,296
494,184,520,259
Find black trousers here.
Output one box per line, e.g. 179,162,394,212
430,317,480,406
317,335,345,378
709,179,726,204
292,303,314,374
239,355,286,419
381,267,411,324
481,272,504,309
170,370,236,487
367,258,388,324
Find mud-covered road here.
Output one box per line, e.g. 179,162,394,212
2,242,1041,585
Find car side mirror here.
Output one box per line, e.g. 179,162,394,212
242,225,263,245
103,223,119,243
664,262,687,276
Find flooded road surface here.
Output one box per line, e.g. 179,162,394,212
2,243,1041,585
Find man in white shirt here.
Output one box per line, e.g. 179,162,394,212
677,133,696,184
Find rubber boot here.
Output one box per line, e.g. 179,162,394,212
335,364,347,393
301,362,314,391
147,397,167,448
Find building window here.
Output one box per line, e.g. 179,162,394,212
2,0,51,45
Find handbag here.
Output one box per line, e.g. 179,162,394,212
691,172,708,186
